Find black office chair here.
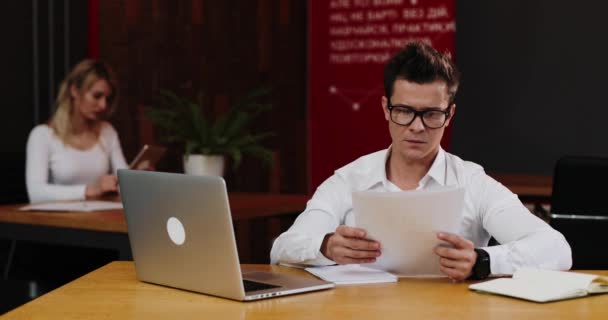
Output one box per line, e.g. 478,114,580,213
549,156,608,269
0,151,28,278
0,151,33,313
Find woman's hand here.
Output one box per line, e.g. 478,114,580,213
86,175,118,199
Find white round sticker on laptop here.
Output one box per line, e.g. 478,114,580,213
166,217,186,245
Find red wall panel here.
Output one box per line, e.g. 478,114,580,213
87,0,100,58
308,0,455,191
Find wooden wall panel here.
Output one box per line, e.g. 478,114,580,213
99,0,307,193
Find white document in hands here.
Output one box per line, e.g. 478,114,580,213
305,264,398,285
20,201,123,212
352,187,465,277
469,268,608,303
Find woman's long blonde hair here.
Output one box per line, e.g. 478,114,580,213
49,59,118,144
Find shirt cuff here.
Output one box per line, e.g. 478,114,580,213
76,185,87,201
310,232,336,266
480,245,512,276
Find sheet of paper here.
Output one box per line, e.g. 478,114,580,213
352,187,465,277
20,201,123,212
305,264,398,285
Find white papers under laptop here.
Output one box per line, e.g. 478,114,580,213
20,201,123,212
352,187,465,277
117,169,334,301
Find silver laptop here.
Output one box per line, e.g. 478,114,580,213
118,169,334,301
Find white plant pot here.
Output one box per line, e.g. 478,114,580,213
183,154,225,176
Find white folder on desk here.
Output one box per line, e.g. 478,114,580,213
20,201,123,212
352,187,465,277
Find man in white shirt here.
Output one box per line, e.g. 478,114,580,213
270,42,572,280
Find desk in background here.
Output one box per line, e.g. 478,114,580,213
0,193,308,262
4,261,607,319
489,173,554,221
489,173,553,202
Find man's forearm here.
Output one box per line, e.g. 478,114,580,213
482,229,572,275
270,231,336,266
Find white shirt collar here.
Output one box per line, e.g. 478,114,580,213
423,147,447,187
336,146,448,191
379,146,447,190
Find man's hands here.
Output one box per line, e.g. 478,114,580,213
434,232,477,281
85,175,118,199
320,227,478,279
320,226,381,264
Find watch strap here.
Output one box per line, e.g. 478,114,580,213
469,248,491,280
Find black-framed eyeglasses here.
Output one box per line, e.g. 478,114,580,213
387,102,451,129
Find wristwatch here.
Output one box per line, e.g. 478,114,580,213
469,248,491,280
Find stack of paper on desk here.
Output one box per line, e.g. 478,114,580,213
305,264,398,285
469,268,608,303
20,201,123,212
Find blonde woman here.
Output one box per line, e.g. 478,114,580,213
26,60,128,203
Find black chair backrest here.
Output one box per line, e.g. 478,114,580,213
549,155,608,269
551,156,608,216
0,151,27,204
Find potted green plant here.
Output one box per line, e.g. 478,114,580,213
146,88,274,176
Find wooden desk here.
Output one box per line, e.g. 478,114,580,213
4,262,607,319
0,193,307,261
489,173,553,202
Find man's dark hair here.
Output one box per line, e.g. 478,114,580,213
383,41,460,104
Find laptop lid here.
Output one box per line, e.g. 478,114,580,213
118,170,333,301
